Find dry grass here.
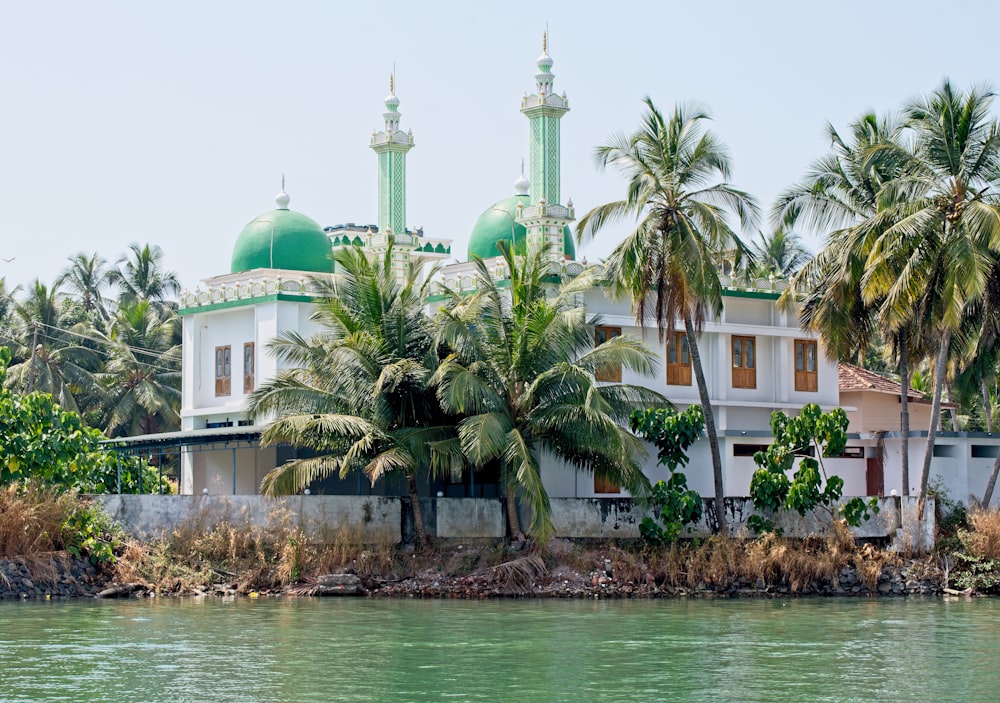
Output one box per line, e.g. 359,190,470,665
640,522,895,594
112,507,405,594
0,483,118,585
853,544,887,590
472,554,548,594
607,546,645,584
0,483,78,558
962,507,1000,561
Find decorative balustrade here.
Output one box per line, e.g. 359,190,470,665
433,262,792,297
179,271,335,310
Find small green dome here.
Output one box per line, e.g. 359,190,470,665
231,199,333,274
467,194,576,261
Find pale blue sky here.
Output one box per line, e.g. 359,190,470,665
2,1,997,291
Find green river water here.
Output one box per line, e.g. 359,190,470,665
0,597,997,702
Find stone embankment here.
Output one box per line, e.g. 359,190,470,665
0,553,944,600
366,561,942,599
0,557,104,600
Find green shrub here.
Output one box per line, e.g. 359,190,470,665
640,474,703,546
631,405,705,545
62,502,122,565
749,404,878,532
0,347,157,494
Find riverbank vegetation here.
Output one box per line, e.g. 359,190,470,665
0,244,181,440
6,80,1000,587
1,485,998,599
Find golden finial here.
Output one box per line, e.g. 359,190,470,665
389,72,395,95
542,31,547,54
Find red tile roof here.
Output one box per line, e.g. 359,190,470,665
838,363,926,401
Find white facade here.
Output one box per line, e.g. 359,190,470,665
168,40,981,512
179,271,330,494
533,279,848,501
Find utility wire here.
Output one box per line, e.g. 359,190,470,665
0,321,181,377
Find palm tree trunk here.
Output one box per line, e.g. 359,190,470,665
407,473,429,548
983,450,1000,508
684,316,727,534
918,333,950,520
983,379,993,434
947,384,959,432
505,491,525,543
899,332,910,496
501,460,525,542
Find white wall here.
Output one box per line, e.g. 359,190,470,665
188,445,277,495
182,299,324,425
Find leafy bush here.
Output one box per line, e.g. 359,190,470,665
62,502,122,565
953,552,1000,593
640,474,703,546
0,347,157,494
0,482,121,564
749,404,878,533
631,405,705,545
928,477,968,535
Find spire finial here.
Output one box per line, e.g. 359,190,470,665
281,173,285,191
514,160,530,195
536,27,554,79
275,176,290,210
389,72,395,96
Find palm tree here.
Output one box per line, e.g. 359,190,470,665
249,245,458,546
4,280,101,413
577,99,760,533
964,261,1000,504
432,242,663,540
108,243,180,310
745,227,810,281
774,113,920,495
0,278,19,349
98,300,181,437
862,81,1000,517
57,252,111,323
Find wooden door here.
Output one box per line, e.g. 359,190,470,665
865,457,884,497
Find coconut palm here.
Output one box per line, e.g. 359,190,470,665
0,278,19,351
774,112,922,495
248,245,459,546
57,252,111,323
964,265,1000,504
432,242,663,540
4,279,101,412
576,98,760,532
98,300,181,437
108,243,180,310
745,227,811,281
862,81,1000,516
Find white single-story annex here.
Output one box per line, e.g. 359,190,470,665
107,38,995,514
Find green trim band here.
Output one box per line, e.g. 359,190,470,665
178,293,323,316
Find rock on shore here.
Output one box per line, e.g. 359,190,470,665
0,555,103,600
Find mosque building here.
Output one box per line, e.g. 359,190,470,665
145,37,915,503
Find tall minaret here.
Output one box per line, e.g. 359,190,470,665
517,32,574,261
369,74,416,280
370,74,414,238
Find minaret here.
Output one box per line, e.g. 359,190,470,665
369,74,416,278
370,74,413,237
517,32,574,261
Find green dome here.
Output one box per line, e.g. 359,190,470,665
467,194,575,261
231,207,333,274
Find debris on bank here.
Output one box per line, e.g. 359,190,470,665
0,542,948,601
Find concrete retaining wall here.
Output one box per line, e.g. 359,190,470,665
94,494,403,543
94,494,933,551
